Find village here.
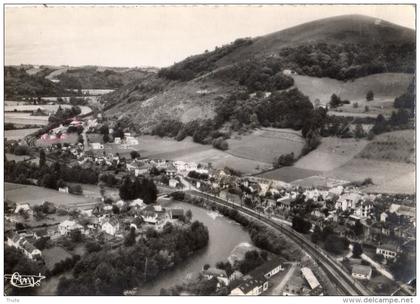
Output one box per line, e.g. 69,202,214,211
4,111,416,296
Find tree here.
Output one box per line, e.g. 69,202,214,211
130,151,140,160
311,225,322,243
353,220,364,237
70,229,82,243
292,216,311,234
366,90,374,101
203,264,210,270
39,149,46,167
124,227,136,247
354,123,366,139
324,234,348,254
330,94,342,108
352,243,363,258
185,210,192,223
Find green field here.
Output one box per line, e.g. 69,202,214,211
227,128,305,164
5,128,40,140
5,182,91,207
293,73,413,107
358,130,415,163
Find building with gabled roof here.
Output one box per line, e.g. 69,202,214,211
229,273,268,296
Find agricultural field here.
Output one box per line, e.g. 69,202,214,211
5,104,92,115
325,158,415,194
5,182,91,208
258,166,321,183
358,130,415,163
5,113,49,126
227,128,305,164
5,128,40,140
294,137,369,171
260,131,415,194
292,73,413,107
118,135,272,174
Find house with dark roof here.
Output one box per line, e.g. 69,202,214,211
251,257,284,280
169,208,184,220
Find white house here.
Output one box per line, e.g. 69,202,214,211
129,198,146,209
101,218,119,235
91,143,104,150
169,179,179,188
58,187,69,193
230,274,268,296
15,203,31,214
376,244,400,261
380,212,389,223
125,136,138,145
114,137,121,144
7,233,42,260
351,265,372,280
58,220,83,235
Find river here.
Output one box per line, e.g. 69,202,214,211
135,199,252,295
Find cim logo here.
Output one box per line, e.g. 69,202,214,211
4,272,46,288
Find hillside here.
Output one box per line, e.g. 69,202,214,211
102,14,415,134
216,14,414,67
4,65,157,99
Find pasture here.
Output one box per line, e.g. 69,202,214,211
294,137,369,171
5,128,40,140
227,128,305,164
325,158,415,194
5,182,90,207
126,135,272,174
292,73,413,106
358,130,415,163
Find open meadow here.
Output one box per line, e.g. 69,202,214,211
292,73,413,106
5,128,40,140
5,182,91,208
258,130,415,194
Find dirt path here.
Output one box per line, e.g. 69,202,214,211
267,262,298,295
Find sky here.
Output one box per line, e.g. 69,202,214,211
5,4,416,68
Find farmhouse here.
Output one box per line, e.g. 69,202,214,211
351,265,372,280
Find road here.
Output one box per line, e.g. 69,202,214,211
267,262,298,295
182,183,371,296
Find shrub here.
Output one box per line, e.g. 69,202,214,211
212,137,229,151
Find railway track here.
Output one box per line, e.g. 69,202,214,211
187,189,371,296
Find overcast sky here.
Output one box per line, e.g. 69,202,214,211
5,4,416,68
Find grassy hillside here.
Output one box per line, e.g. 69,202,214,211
102,15,414,134
216,14,414,67
358,129,415,163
